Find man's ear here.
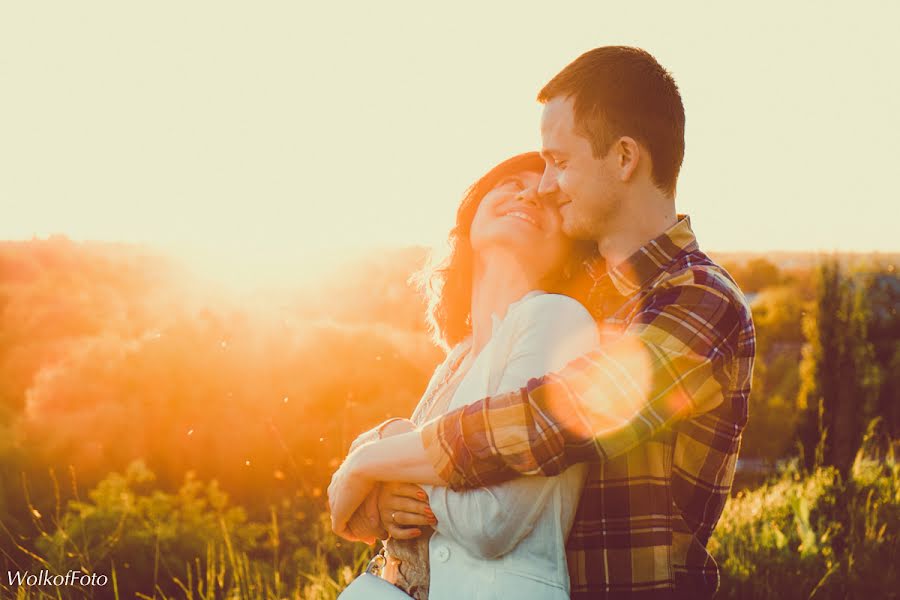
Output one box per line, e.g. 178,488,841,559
615,136,641,183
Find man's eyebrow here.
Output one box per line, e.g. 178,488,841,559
540,148,565,159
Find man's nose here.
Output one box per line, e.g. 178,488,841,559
538,168,559,198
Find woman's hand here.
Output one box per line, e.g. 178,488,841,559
344,486,386,545
379,482,435,539
329,421,443,539
372,418,435,538
328,451,378,540
328,418,417,540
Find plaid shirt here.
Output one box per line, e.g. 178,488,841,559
420,216,755,599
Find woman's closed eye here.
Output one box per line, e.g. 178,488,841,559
497,176,526,191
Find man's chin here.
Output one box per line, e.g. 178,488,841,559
561,217,595,241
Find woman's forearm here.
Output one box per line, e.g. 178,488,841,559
350,430,444,486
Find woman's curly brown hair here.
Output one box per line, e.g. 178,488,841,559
412,152,596,350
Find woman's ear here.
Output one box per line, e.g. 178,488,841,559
616,136,641,183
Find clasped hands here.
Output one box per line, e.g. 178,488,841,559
329,419,436,544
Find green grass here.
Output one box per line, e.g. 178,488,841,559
4,445,898,599
710,450,899,599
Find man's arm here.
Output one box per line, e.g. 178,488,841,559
420,281,747,490
328,281,747,534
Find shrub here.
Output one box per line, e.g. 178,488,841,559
711,446,899,599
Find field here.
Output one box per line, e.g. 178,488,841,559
1,239,897,599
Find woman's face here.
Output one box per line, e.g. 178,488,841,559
469,169,574,281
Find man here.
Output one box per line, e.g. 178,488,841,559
329,46,755,599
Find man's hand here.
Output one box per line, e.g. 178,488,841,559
378,482,435,540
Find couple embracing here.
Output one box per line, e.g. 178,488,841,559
328,46,755,600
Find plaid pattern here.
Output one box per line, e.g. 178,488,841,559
420,216,755,599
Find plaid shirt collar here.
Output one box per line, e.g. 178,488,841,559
585,215,698,314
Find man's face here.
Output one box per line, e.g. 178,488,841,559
539,96,620,241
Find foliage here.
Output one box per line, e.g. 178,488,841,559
2,461,372,599
721,257,784,294
864,269,900,436
711,422,899,599
4,435,897,599
29,462,259,598
1,240,898,598
0,238,441,550
740,285,807,462
798,260,883,473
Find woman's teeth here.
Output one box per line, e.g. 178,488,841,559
504,211,538,226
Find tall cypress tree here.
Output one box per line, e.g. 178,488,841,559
865,270,900,437
798,259,880,474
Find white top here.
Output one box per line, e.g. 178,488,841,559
419,291,599,600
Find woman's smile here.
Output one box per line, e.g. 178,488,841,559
500,208,541,230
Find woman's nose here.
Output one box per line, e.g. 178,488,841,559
516,185,540,206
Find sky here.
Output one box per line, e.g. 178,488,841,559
1,1,898,284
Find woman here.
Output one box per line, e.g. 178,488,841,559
339,152,598,600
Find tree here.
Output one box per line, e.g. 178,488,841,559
798,260,881,474
864,269,900,437
741,286,807,462
723,257,782,294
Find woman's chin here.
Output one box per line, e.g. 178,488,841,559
474,235,537,259
475,222,546,248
